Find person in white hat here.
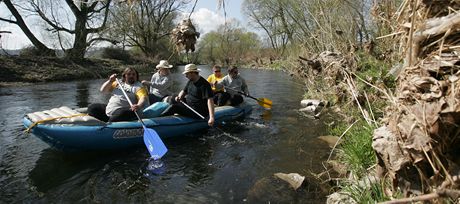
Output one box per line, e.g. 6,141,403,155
161,64,215,126
141,60,174,103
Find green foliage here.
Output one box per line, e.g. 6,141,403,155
101,47,132,62
340,179,392,203
355,52,396,90
197,22,262,65
329,119,375,177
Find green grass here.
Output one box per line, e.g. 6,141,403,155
329,119,375,177
340,178,392,203
355,51,396,93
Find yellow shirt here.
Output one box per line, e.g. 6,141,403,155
207,74,224,92
111,81,148,100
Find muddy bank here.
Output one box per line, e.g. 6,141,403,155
0,56,156,86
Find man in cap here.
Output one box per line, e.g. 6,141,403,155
142,60,174,103
161,64,215,126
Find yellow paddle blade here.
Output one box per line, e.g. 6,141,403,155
257,98,273,109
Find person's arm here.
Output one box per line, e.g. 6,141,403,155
151,76,173,90
176,81,189,102
141,73,157,87
131,87,148,112
241,78,249,96
175,90,185,102
215,76,227,90
100,74,117,93
207,98,215,126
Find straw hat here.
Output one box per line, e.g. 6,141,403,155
156,60,173,69
182,64,201,74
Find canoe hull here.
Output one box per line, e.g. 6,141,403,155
23,105,252,151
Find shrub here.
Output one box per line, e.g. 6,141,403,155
101,47,132,62
19,46,44,57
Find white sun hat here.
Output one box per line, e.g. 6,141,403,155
156,60,173,69
182,64,201,74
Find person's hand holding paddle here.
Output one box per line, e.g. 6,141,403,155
109,74,117,82
130,104,141,112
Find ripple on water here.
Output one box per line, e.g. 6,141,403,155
0,68,328,203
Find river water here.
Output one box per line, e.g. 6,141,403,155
0,66,330,203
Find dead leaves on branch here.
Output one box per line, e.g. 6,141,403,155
372,0,460,200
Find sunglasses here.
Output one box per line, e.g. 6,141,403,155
214,70,221,73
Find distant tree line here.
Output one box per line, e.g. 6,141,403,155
0,0,399,65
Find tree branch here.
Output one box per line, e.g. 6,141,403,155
30,1,74,34
87,37,119,46
380,189,460,204
65,0,80,15
87,0,112,33
0,17,17,24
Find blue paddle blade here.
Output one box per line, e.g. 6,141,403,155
143,126,168,160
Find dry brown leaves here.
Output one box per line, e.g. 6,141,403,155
373,0,460,198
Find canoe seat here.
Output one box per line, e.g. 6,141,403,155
26,106,106,126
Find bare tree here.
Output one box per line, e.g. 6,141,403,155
27,0,115,59
242,0,290,56
109,0,186,58
0,0,55,56
242,0,376,55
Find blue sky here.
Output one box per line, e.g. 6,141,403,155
0,0,246,49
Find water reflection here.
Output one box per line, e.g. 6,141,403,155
76,82,89,108
28,149,119,193
260,110,273,121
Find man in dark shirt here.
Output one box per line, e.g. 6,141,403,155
161,64,215,126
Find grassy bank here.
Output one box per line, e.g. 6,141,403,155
285,50,396,202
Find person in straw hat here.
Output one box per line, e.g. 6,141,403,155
161,64,215,126
141,60,174,103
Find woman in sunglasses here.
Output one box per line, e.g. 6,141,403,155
206,65,225,105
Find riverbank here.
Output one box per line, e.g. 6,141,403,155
0,56,158,87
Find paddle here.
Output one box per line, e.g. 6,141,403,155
115,78,168,160
179,100,206,120
179,101,245,143
224,86,273,109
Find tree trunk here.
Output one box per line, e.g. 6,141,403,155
3,0,54,56
66,13,88,60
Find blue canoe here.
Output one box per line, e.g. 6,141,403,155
23,104,252,151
